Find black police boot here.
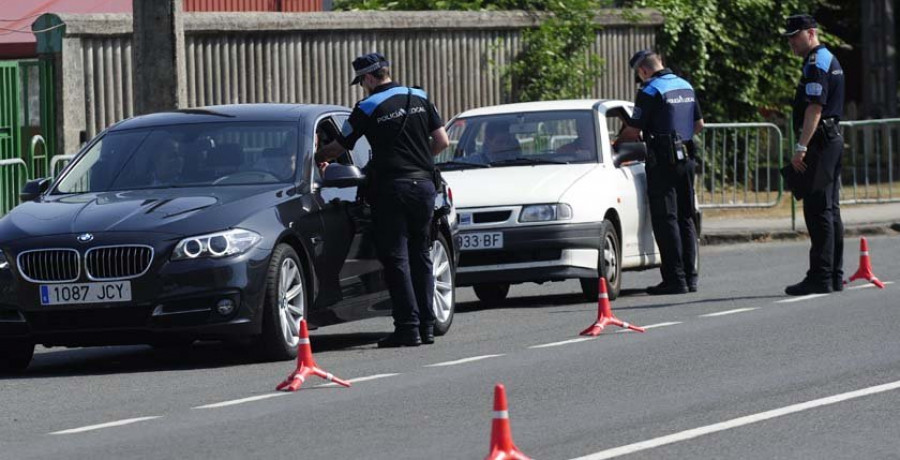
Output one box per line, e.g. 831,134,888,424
377,329,422,348
833,278,844,292
784,280,832,296
687,276,699,293
646,281,688,296
420,325,435,345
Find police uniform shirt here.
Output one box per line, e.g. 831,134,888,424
792,44,844,132
338,82,444,179
628,69,702,141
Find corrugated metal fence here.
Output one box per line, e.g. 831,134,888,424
38,10,661,154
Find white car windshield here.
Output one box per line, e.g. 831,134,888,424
437,110,599,169
54,122,300,193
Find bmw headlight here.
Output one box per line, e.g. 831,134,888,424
0,249,8,270
172,229,262,261
519,204,573,223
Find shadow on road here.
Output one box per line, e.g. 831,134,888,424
3,332,386,379
457,292,587,313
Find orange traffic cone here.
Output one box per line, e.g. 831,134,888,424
847,237,885,289
485,383,531,460
276,319,351,391
580,277,645,335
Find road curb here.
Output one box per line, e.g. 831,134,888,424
701,222,900,246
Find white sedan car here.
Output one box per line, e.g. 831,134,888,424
438,99,697,302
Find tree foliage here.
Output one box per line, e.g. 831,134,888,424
334,0,610,102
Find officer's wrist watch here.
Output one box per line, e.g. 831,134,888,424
795,143,808,153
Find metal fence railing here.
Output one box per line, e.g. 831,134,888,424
840,118,900,204
695,122,785,209
0,158,29,216
50,154,75,178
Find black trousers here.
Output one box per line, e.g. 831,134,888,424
802,134,844,287
646,158,698,287
374,178,436,332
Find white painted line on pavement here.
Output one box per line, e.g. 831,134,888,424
568,379,900,460
616,321,683,333
529,338,595,349
50,416,162,435
318,373,400,387
194,393,287,409
425,354,504,367
700,308,758,317
847,281,894,290
775,293,829,303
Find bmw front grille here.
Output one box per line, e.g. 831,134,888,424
17,249,81,283
85,245,154,281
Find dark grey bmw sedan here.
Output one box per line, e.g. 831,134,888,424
0,104,458,372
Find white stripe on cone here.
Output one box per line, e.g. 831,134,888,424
861,251,869,256
599,293,609,299
493,410,509,419
298,338,311,345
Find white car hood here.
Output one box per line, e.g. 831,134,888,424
443,164,598,208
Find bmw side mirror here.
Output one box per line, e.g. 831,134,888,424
20,178,51,202
613,142,647,168
321,164,365,188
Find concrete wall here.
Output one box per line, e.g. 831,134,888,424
37,10,661,154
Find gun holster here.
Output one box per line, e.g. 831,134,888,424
818,118,840,142
647,133,686,166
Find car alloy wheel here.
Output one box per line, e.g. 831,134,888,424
261,244,307,360
432,233,455,335
278,257,306,349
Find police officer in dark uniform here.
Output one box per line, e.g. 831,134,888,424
316,53,450,346
783,14,845,295
619,50,704,295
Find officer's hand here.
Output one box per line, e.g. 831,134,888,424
791,150,807,173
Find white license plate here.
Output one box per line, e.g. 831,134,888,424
40,281,132,305
459,232,503,251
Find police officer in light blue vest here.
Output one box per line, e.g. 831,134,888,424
783,14,845,296
619,50,704,295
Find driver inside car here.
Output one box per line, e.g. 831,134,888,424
482,121,520,162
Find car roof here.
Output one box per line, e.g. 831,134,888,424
453,99,632,118
110,104,350,131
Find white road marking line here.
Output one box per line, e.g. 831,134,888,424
194,393,287,409
847,281,894,290
616,321,682,333
50,416,162,435
775,293,829,303
425,354,505,367
568,379,900,460
529,337,595,349
319,373,400,387
700,308,758,317
642,321,683,329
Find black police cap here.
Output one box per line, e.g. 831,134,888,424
350,52,391,85
629,50,654,70
782,14,817,37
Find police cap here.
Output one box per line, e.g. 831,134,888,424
350,52,391,85
782,14,817,37
628,50,654,70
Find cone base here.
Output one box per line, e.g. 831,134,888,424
580,316,645,336
486,447,532,460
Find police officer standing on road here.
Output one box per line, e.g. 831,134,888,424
783,14,845,295
316,53,451,347
619,50,704,295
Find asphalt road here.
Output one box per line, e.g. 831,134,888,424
2,236,899,460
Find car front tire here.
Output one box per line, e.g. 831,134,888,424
259,244,307,361
580,220,622,301
0,341,34,373
473,283,510,304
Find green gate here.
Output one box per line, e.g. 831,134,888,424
0,58,56,216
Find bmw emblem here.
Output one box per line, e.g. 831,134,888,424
77,233,94,243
